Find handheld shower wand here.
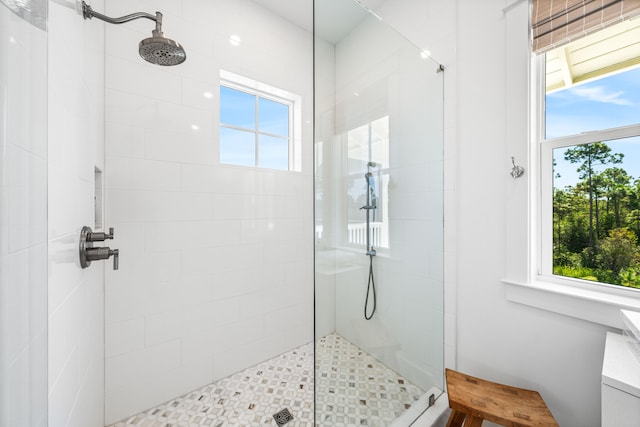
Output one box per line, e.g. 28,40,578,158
367,171,377,223
361,162,378,319
363,173,376,255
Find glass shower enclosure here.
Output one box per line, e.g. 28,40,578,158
314,0,444,425
0,1,48,426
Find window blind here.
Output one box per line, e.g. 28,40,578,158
532,0,640,53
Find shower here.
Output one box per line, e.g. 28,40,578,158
0,0,444,424
81,1,186,66
361,161,378,320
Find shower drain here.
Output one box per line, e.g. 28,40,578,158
273,408,294,426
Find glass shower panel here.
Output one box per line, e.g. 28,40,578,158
314,0,444,425
0,1,48,426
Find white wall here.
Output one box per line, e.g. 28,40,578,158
47,0,106,426
368,0,615,425
456,2,613,425
103,0,314,422
0,3,48,426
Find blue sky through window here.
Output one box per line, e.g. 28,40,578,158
549,67,640,189
220,127,255,167
220,84,290,170
259,135,288,170
259,98,289,135
220,86,255,129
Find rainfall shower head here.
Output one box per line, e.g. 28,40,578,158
82,1,186,66
139,29,186,66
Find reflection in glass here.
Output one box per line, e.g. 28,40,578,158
346,117,389,249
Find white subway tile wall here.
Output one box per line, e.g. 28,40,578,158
104,0,314,423
47,0,106,426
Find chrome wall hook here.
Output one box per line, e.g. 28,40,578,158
510,157,525,179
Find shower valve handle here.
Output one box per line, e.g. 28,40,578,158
112,249,119,270
79,226,120,270
87,227,114,242
85,247,119,270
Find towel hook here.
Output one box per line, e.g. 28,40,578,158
510,157,525,179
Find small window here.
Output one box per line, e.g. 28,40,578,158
219,70,301,171
539,19,640,289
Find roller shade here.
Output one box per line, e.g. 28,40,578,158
532,0,640,53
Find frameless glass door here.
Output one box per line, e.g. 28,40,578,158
314,0,444,425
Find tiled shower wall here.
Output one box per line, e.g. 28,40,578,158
103,0,314,423
0,3,48,426
48,1,106,426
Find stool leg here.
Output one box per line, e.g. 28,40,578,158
464,415,483,427
445,409,466,427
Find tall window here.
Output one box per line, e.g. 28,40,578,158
219,71,301,171
538,18,640,289
345,116,390,250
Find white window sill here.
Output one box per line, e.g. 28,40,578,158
504,278,640,329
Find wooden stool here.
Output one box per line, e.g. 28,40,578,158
445,368,559,427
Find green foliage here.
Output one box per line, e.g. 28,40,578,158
580,246,599,269
553,246,581,268
564,142,623,248
553,265,597,281
554,142,640,289
563,143,623,181
620,268,640,288
598,228,639,274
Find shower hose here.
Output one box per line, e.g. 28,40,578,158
364,254,376,320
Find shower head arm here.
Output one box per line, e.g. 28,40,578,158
82,2,162,31
81,1,186,66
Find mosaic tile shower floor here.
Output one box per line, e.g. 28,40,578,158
108,334,424,427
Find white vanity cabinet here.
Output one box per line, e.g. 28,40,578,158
602,331,640,426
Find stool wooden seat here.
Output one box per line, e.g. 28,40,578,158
445,368,559,427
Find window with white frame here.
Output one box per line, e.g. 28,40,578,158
536,16,640,290
344,116,390,250
219,70,301,171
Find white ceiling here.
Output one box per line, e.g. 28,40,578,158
251,0,313,33
251,0,385,44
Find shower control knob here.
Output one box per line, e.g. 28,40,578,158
79,226,120,270
87,227,114,242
